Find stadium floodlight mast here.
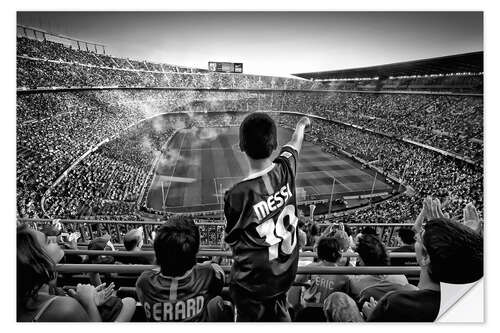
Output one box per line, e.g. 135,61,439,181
161,181,165,210
369,172,378,205
219,183,224,222
328,178,336,215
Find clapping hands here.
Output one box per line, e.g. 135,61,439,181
67,282,115,307
415,196,482,233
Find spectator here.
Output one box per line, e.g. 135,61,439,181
300,237,350,308
135,215,232,321
325,199,483,322
17,223,135,322
363,217,483,321
87,235,116,286
224,114,310,321
390,228,417,267
118,227,154,265
348,234,413,303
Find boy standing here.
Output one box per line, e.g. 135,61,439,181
224,113,311,321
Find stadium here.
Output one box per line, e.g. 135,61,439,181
16,12,484,323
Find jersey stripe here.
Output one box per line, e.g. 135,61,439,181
262,173,274,195
169,279,178,302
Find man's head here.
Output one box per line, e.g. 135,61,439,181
397,228,415,246
416,218,483,284
361,226,377,236
123,227,144,251
317,237,342,263
239,113,277,160
154,215,200,277
355,234,389,266
88,234,115,264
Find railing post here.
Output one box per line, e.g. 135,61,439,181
115,224,122,244
389,226,396,247
105,223,111,237
97,222,103,237
87,224,94,241
79,224,86,242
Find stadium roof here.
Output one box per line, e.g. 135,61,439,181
293,51,483,80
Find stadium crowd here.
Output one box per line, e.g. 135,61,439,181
17,196,483,322
16,35,484,322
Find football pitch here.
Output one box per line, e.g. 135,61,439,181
145,127,395,213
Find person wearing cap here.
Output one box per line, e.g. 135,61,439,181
118,227,154,265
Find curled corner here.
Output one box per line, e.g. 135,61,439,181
436,278,483,322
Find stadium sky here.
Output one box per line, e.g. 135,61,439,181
17,12,483,78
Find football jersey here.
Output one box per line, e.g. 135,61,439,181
135,261,225,321
224,145,300,300
301,262,350,307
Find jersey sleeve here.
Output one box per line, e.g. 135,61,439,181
276,145,299,176
135,273,146,304
223,189,242,237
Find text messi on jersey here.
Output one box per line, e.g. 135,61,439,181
252,183,293,221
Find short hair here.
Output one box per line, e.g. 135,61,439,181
239,113,277,159
154,215,200,276
423,218,483,284
124,229,143,251
343,225,353,237
361,226,377,236
309,223,319,236
356,234,389,266
397,228,415,245
317,237,342,263
17,224,56,307
324,292,364,322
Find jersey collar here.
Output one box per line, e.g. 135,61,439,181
242,163,276,182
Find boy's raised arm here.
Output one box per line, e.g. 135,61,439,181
285,116,311,153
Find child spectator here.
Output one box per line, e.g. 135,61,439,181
135,215,231,321
17,223,135,322
224,113,310,321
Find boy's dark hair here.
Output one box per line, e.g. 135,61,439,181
361,226,377,236
17,224,56,307
239,113,277,159
397,228,416,245
154,215,200,277
317,237,342,263
423,218,483,284
356,234,389,266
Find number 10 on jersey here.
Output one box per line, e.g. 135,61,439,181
256,204,298,261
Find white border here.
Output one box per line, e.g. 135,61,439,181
3,1,497,332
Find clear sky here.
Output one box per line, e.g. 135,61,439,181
17,12,483,78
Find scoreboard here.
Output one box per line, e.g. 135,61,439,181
208,62,243,73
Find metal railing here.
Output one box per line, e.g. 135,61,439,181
63,249,416,259
19,218,414,248
55,264,421,276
